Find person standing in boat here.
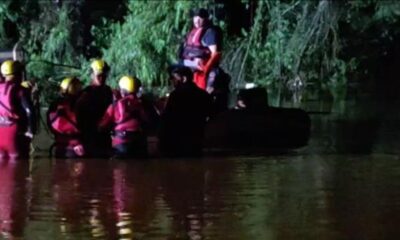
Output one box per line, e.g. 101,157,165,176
180,8,222,90
0,60,36,161
76,59,113,158
158,66,213,157
98,76,148,158
179,8,229,113
47,77,85,158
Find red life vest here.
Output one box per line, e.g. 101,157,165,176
48,100,80,145
182,27,211,60
0,82,20,126
113,95,144,133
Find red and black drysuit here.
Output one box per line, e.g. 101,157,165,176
0,81,36,159
99,94,148,158
47,97,83,158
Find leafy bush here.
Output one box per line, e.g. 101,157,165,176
0,0,399,105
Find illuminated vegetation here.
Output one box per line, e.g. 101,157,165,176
0,0,399,103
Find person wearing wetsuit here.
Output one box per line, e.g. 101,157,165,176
158,66,213,157
47,77,85,158
0,60,36,161
99,76,148,158
76,59,113,158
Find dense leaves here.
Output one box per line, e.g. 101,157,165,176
0,0,399,105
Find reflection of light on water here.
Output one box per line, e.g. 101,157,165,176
187,214,202,240
113,168,134,239
0,220,12,239
72,162,84,177
88,199,106,238
0,163,14,237
117,212,133,239
59,218,67,234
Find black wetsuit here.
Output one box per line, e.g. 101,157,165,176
76,84,113,158
159,82,213,157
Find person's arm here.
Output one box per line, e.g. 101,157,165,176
20,90,37,138
199,28,222,74
98,104,114,131
200,50,221,74
46,100,60,135
179,31,191,60
112,89,121,103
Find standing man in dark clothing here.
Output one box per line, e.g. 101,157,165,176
76,59,113,157
180,8,229,113
158,66,213,157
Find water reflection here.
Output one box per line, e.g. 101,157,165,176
112,160,159,239
156,159,213,239
3,99,400,239
158,160,206,239
0,160,30,239
52,159,116,239
304,99,391,154
1,154,400,239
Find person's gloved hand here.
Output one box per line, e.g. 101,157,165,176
25,131,33,139
73,144,85,157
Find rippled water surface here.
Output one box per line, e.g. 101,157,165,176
1,99,400,239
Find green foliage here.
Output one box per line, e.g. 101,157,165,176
0,0,398,105
97,0,202,90
223,0,400,102
0,0,18,48
224,0,353,101
14,1,87,104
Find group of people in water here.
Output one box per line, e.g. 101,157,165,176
48,59,150,159
0,8,231,160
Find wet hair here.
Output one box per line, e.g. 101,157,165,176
171,66,193,82
191,8,209,19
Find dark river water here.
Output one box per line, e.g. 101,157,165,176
1,98,400,239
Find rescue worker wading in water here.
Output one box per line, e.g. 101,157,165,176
99,76,148,158
47,77,85,158
0,60,36,161
76,59,113,158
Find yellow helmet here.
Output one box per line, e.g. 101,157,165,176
60,77,82,95
90,59,109,74
1,60,22,76
119,76,139,93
